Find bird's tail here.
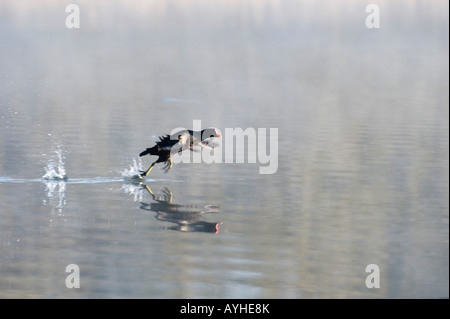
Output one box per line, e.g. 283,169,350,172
139,145,158,157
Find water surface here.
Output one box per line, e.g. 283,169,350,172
0,0,448,298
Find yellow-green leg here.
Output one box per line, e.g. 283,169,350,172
142,184,158,200
140,162,156,178
162,187,173,202
163,159,173,173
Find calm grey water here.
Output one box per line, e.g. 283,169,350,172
0,0,448,298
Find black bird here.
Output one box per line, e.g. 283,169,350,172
139,128,221,177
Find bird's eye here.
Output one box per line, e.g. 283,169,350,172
210,135,214,138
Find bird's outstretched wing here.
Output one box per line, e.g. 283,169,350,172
167,132,191,155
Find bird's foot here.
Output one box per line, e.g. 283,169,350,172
162,161,173,174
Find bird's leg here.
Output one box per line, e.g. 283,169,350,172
161,187,173,203
141,183,158,200
163,159,173,173
140,162,156,178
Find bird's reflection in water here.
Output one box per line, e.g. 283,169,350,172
138,183,221,234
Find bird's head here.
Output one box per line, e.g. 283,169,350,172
201,128,221,141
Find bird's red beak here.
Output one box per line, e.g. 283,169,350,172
215,129,221,138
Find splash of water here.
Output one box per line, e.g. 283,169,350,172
42,148,68,180
121,182,144,202
43,180,66,213
121,158,143,179
41,148,67,216
120,158,146,201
